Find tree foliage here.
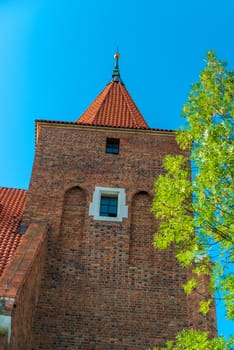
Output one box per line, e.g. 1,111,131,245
150,330,233,350
152,51,234,346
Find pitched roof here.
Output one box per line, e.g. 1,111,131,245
0,187,27,277
76,54,149,129
77,82,149,129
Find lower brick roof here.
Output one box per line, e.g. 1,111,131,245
0,187,27,278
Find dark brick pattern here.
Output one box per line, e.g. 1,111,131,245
0,223,48,350
21,123,216,349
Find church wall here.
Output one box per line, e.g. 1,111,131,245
24,124,182,233
22,123,214,349
129,191,156,266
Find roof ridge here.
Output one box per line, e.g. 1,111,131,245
91,82,115,124
77,82,112,125
118,83,147,128
0,186,26,192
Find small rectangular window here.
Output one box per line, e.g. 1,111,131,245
100,195,118,217
106,138,120,154
89,186,128,222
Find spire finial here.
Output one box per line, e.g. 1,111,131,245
112,50,122,83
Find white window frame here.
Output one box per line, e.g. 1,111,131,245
89,186,128,222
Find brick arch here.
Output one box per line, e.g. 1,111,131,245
129,190,157,267
63,183,87,195
59,186,86,268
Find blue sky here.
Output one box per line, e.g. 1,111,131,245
0,0,233,340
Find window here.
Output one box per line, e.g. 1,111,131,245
105,138,120,154
100,195,118,217
89,187,128,222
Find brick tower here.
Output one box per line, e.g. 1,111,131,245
17,53,215,349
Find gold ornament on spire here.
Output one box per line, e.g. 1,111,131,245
112,50,122,83
114,52,120,60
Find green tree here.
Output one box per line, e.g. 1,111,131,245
150,330,232,350
152,51,234,348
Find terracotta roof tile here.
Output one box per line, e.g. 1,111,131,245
36,119,174,132
77,81,149,129
0,187,27,278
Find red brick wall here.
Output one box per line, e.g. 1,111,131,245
130,191,157,266
0,223,48,350
0,336,8,350
186,272,217,335
22,123,215,349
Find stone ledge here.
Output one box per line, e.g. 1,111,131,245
0,222,48,303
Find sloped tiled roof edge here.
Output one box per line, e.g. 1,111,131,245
35,119,174,133
0,187,27,278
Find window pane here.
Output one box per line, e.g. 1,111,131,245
100,196,118,217
106,138,120,154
